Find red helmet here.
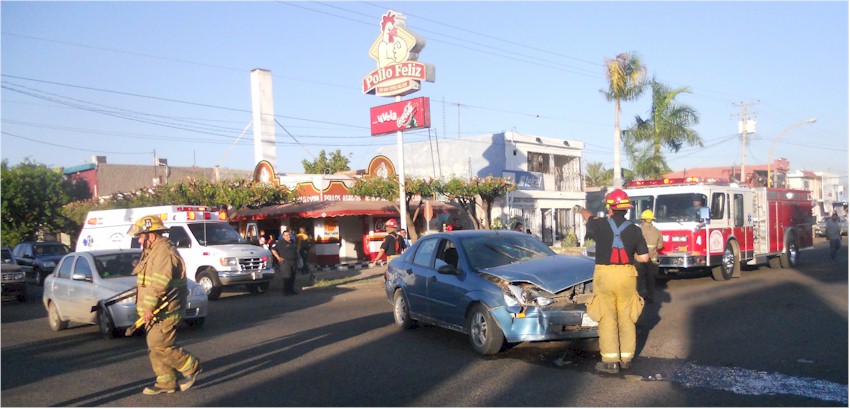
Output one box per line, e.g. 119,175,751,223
605,189,633,210
385,219,398,232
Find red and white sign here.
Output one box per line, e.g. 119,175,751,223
362,10,434,97
370,97,431,136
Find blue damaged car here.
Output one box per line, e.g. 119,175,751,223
384,230,598,355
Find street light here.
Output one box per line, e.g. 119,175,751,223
767,117,817,188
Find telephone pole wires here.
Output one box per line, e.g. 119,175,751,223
732,101,758,185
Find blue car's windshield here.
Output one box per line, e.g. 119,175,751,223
460,234,555,270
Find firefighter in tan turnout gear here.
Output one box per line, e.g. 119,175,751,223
129,215,202,395
637,210,663,303
577,189,649,374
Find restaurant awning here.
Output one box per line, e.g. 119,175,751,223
231,200,460,221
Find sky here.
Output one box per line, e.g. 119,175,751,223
2,1,848,183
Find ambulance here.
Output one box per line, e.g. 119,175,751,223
77,206,275,300
624,177,814,281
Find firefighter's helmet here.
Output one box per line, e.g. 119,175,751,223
127,215,168,237
641,209,655,221
385,219,398,233
605,189,633,210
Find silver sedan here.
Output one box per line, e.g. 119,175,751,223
43,249,208,338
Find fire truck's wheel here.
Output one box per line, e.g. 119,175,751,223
197,270,222,301
780,239,799,268
712,241,739,281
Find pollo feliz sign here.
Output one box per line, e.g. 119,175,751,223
362,10,434,97
370,97,431,136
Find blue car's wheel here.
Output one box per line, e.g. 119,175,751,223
467,303,505,355
393,289,414,329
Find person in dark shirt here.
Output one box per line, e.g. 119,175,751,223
577,189,649,374
375,219,406,263
271,230,299,295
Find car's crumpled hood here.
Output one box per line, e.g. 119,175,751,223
480,255,595,294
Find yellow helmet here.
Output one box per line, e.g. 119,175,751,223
127,215,169,237
640,209,655,221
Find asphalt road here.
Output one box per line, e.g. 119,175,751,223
2,238,847,406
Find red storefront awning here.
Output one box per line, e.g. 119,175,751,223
231,200,459,221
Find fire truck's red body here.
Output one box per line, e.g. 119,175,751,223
624,177,814,280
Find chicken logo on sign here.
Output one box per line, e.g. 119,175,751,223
362,10,435,97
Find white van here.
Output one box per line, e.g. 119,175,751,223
77,205,275,300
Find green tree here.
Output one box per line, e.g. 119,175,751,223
301,149,351,174
348,175,440,239
1,159,70,246
624,79,702,179
440,177,481,229
106,179,291,210
602,52,647,188
584,161,611,187
474,176,515,230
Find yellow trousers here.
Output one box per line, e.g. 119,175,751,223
591,264,643,364
146,317,200,389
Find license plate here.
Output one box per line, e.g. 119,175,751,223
251,272,261,280
581,313,598,327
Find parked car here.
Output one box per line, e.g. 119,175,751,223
385,230,598,355
12,241,70,286
43,249,208,338
2,247,27,303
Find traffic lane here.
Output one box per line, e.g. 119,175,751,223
642,238,847,381
2,248,846,406
2,279,681,407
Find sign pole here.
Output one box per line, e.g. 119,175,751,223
396,95,408,231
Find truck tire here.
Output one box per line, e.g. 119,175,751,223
780,237,799,268
197,269,222,301
711,241,740,281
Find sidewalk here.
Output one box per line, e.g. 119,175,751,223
297,261,388,290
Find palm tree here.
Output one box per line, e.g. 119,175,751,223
602,52,647,188
624,79,702,179
584,161,610,187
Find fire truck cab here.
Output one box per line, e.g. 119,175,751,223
625,177,814,281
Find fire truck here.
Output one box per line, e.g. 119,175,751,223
624,177,814,281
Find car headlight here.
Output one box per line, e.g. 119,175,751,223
190,284,207,298
506,284,554,307
219,257,238,267
41,261,56,268
12,272,25,280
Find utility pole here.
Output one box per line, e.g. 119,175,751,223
732,101,758,185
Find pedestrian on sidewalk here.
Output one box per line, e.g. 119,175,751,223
826,212,843,259
296,227,311,274
272,230,299,295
